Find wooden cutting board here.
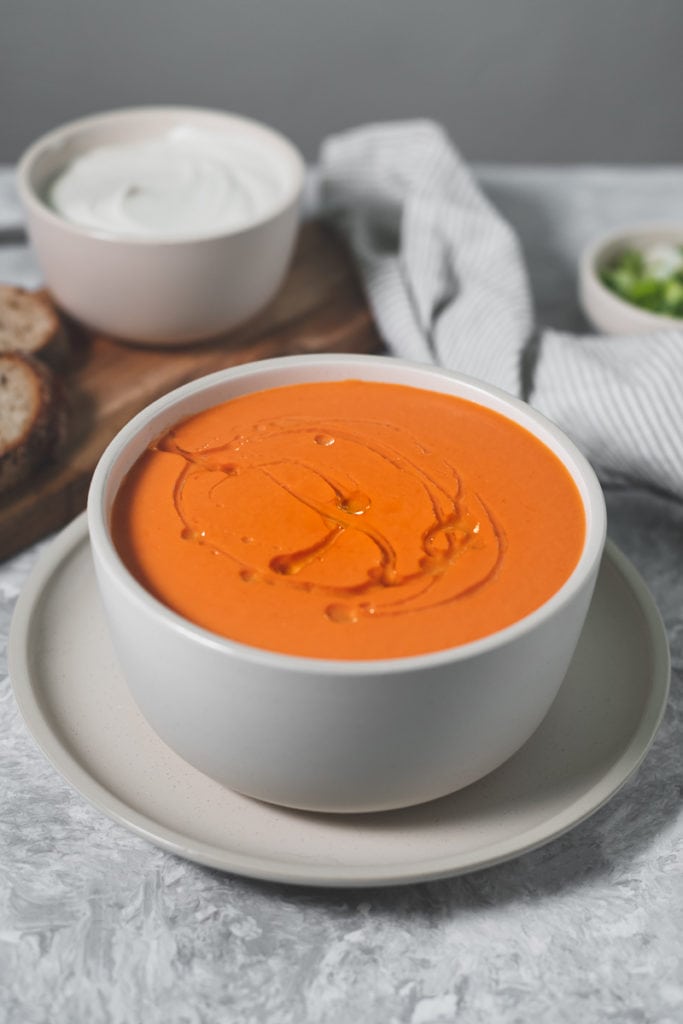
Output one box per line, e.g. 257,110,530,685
0,222,383,562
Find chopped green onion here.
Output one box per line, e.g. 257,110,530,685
599,243,683,318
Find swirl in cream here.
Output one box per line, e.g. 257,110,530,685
47,126,289,239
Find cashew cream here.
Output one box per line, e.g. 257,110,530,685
46,126,290,239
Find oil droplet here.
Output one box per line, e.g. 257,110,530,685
270,553,298,575
366,565,399,587
181,527,206,542
153,432,178,454
325,602,360,623
340,490,371,515
239,568,262,583
314,433,335,447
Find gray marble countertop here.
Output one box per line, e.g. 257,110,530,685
1,164,682,1024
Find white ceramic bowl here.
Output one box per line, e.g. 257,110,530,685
17,106,305,345
87,353,606,813
579,221,683,334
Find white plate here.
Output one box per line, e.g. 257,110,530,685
9,513,670,888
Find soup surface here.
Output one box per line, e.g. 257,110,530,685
112,379,586,659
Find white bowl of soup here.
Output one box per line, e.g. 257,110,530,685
87,353,606,813
17,106,304,345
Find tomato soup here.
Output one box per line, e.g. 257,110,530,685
111,380,586,659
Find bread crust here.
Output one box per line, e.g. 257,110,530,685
0,285,69,367
0,352,66,495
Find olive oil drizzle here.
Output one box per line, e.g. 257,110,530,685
152,415,504,623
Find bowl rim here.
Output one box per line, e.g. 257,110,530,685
16,104,306,246
87,353,607,674
580,220,683,330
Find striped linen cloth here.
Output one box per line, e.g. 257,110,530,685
316,121,683,498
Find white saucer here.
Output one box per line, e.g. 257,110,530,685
9,513,670,888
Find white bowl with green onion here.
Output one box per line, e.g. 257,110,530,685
579,222,683,334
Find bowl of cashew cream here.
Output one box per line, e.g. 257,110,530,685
18,107,305,345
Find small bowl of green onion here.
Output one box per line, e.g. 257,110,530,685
579,223,683,334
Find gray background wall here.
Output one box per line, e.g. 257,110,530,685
2,0,682,164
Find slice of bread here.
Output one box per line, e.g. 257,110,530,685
0,285,68,366
0,352,65,495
